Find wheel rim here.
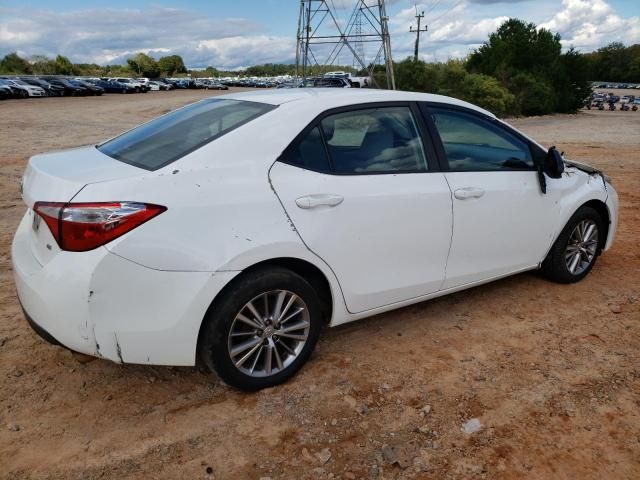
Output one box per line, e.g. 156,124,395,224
565,219,598,275
227,290,310,378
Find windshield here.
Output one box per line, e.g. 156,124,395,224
98,98,276,170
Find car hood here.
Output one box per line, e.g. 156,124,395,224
564,159,602,175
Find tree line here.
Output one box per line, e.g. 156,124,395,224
395,19,638,117
0,52,188,78
1,18,639,117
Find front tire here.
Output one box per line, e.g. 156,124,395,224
540,206,604,283
199,267,323,391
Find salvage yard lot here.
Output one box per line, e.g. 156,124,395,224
0,90,638,479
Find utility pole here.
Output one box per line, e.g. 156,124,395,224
409,11,427,62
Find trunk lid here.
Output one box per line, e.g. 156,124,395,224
21,146,144,207
20,146,146,266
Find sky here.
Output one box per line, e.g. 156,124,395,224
0,0,638,70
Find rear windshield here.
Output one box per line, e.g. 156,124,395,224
98,98,275,170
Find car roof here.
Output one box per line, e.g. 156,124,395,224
222,88,496,118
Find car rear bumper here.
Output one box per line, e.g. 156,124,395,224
12,211,239,366
20,300,64,347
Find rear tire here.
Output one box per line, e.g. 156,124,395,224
199,266,323,391
540,206,604,283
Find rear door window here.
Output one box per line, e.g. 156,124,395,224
282,126,331,172
320,106,429,173
98,99,275,170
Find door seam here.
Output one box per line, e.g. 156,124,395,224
266,160,352,314
439,173,455,291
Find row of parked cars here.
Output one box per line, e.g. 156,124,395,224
587,91,640,111
592,83,640,89
0,76,233,100
0,73,368,100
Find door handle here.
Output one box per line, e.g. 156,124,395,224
454,187,485,200
295,194,344,209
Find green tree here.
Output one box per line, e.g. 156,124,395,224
394,57,440,92
555,47,592,112
203,66,220,77
127,53,160,77
0,52,32,74
394,58,515,116
245,63,295,77
585,42,640,82
507,72,554,116
158,55,187,76
54,55,76,75
460,73,515,117
467,18,589,114
29,55,56,75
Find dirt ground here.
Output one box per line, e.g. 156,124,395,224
0,90,638,480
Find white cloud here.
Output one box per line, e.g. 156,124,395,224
0,6,293,69
540,0,640,50
389,1,507,61
0,1,637,69
389,0,639,62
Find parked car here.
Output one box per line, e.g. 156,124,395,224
0,84,12,100
1,78,46,97
205,81,228,90
620,95,635,104
42,77,88,96
0,79,28,98
20,77,65,96
109,78,147,93
155,80,174,90
146,81,163,91
312,77,351,88
70,79,104,96
13,89,618,391
92,79,136,94
157,78,179,89
148,80,174,91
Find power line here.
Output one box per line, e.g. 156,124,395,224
424,0,444,16
427,0,465,24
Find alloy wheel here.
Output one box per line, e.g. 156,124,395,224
565,219,598,275
227,290,310,378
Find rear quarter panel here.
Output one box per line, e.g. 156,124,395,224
72,103,331,271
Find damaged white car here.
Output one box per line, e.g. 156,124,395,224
12,89,618,390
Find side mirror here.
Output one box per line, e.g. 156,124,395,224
544,146,565,179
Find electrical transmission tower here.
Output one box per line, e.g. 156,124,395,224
295,0,396,89
352,8,366,71
409,10,427,62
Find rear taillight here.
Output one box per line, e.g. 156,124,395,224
33,202,166,252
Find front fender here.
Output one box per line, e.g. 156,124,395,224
542,167,610,261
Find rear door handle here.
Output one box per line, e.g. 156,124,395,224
454,187,485,200
295,194,344,209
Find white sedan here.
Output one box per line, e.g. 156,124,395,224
12,89,618,390
6,78,46,97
